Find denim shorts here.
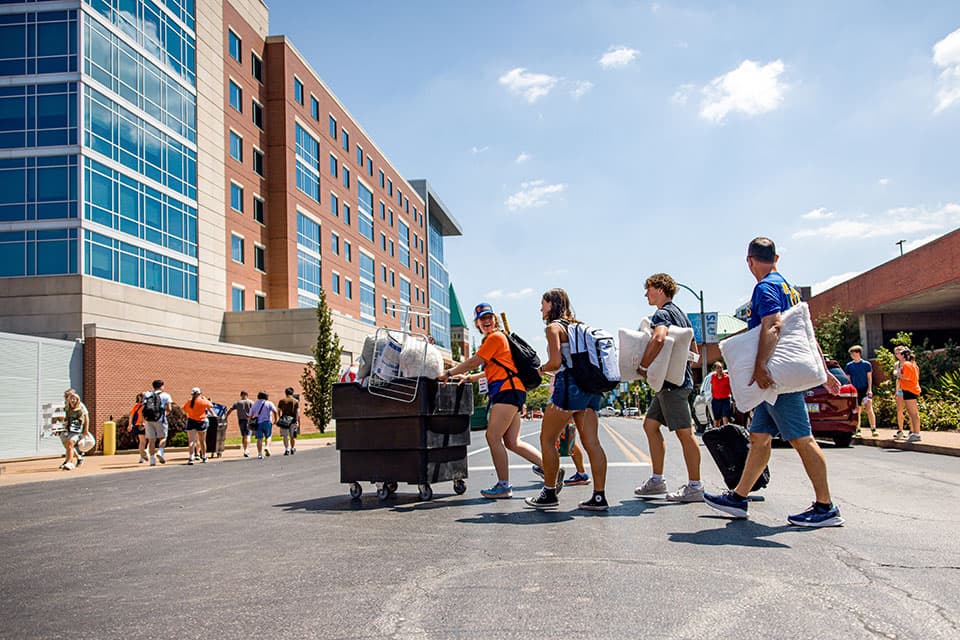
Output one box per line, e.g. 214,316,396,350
749,391,812,441
256,420,273,440
185,418,207,432
490,389,526,409
238,419,251,437
550,370,601,412
711,397,733,419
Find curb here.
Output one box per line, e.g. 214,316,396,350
854,436,959,458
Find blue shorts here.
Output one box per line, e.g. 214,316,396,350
256,420,273,440
749,391,812,441
238,418,252,437
490,388,526,409
711,397,733,419
550,370,601,412
185,418,207,432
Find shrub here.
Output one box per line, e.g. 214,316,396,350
114,415,140,450
169,431,189,447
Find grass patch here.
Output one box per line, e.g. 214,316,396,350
223,431,336,447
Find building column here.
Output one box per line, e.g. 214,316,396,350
860,313,884,357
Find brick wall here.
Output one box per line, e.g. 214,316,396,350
84,337,316,448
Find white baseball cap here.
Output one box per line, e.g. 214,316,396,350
191,387,201,394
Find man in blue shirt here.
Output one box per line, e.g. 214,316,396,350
845,345,877,438
705,237,845,527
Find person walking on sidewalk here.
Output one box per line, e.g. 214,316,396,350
440,302,547,499
142,380,172,466
183,387,213,464
277,388,299,455
895,348,922,443
249,391,278,459
845,345,878,438
525,288,609,511
127,393,148,463
226,391,254,457
892,346,908,439
633,273,704,503
59,389,89,471
710,362,733,428
704,237,844,527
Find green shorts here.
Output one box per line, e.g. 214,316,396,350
646,388,692,431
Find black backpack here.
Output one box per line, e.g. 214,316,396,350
492,332,543,391
142,391,163,421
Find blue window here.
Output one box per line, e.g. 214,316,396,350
356,145,363,166
332,272,340,294
345,278,352,299
380,233,386,250
328,115,336,139
251,52,262,82
294,77,303,105
367,157,373,176
0,228,78,278
296,212,322,307
398,220,410,268
330,232,339,255
229,80,242,112
0,155,78,223
232,286,244,311
0,10,79,77
343,167,350,189
0,82,79,149
397,189,402,207
330,193,338,217
342,128,348,151
357,182,374,242
294,124,320,202
388,178,393,196
228,30,241,62
329,155,337,178
229,131,242,162
343,203,350,226
311,95,319,120
359,253,375,324
379,170,384,188
379,202,385,220
400,278,411,305
231,234,243,263
83,231,197,300
230,182,243,212
344,240,351,263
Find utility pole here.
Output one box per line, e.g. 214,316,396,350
896,239,905,257
677,283,709,385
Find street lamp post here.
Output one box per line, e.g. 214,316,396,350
677,283,709,385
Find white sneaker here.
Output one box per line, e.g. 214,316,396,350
666,484,705,502
62,461,76,471
188,454,195,462
634,477,668,497
157,451,166,464
139,456,148,464
243,450,250,458
905,433,922,443
149,455,157,466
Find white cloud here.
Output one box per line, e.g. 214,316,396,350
878,178,890,186
505,180,567,210
499,67,559,103
793,203,960,240
933,27,960,112
484,288,534,300
801,207,834,220
470,145,489,154
811,271,863,295
599,46,639,69
671,83,695,106
571,80,594,98
699,59,787,123
650,2,661,13
903,233,942,253
515,152,531,164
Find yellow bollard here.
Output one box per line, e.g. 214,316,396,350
103,421,116,455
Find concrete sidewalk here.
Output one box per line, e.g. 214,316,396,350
0,437,336,487
854,427,960,457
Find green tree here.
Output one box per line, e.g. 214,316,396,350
524,383,552,410
300,289,342,433
451,340,462,362
813,306,860,360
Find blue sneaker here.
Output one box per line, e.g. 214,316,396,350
703,490,749,519
480,483,513,499
564,472,591,486
787,503,844,527
532,465,544,479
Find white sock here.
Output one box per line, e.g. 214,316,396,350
689,480,703,489
652,474,663,482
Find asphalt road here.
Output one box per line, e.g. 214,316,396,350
1,417,958,639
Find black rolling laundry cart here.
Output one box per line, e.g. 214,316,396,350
205,403,228,458
333,378,473,501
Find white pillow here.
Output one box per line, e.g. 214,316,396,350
663,326,695,386
399,338,444,379
357,335,376,378
617,328,674,392
719,302,827,411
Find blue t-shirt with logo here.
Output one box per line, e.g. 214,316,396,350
845,360,872,390
747,271,801,330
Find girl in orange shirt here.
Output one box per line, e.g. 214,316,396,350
128,393,147,463
183,387,213,464
894,348,922,443
440,302,546,499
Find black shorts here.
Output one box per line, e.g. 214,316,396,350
490,389,526,409
711,397,732,419
238,419,251,436
856,388,871,403
186,418,207,431
902,390,919,401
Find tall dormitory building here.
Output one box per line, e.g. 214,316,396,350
0,0,463,452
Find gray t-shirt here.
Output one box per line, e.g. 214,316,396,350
651,301,694,390
231,398,254,421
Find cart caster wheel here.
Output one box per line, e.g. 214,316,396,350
418,484,433,501
376,485,391,500
349,482,363,500
453,479,466,495
386,481,399,495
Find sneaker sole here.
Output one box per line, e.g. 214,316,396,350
564,480,591,486
523,499,559,510
704,499,748,519
578,503,609,511
666,495,705,503
480,493,513,499
634,491,667,498
788,515,845,527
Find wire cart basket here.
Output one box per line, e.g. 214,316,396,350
367,302,432,403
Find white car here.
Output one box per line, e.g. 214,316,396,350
622,407,640,417
598,406,618,417
692,372,715,430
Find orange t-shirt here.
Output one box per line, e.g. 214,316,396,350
899,361,921,395
476,331,523,392
183,396,213,421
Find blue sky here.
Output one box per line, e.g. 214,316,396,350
270,1,960,353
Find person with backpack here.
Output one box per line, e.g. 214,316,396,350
525,288,610,511
277,387,300,455
633,273,704,503
249,391,279,460
439,302,548,499
127,393,148,463
183,387,213,464
142,379,172,466
704,237,844,527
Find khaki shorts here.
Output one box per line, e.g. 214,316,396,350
646,388,692,431
145,420,168,440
